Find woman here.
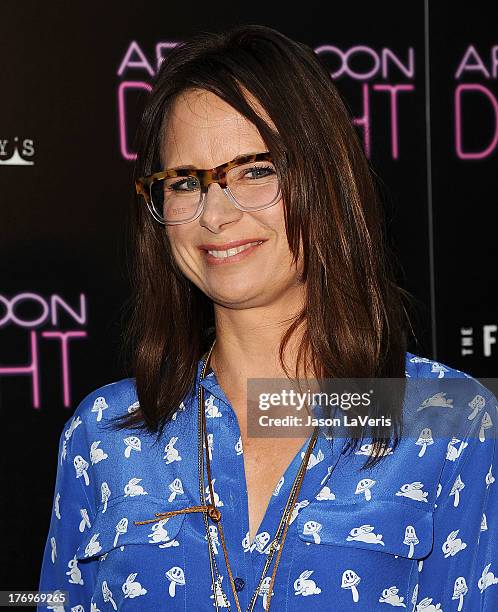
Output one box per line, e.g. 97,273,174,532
38,25,497,611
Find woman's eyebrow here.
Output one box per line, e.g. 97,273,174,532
168,151,267,171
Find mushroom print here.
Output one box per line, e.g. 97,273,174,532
101,482,111,512
165,567,185,597
168,478,184,502
101,581,117,610
205,525,219,555
303,520,323,544
66,555,83,585
113,518,128,547
403,526,419,558
121,572,147,598
395,482,428,502
477,563,498,592
36,352,498,610
485,464,495,488
415,428,434,457
355,478,376,501
91,396,108,422
73,456,90,486
90,441,108,465
452,577,468,611
209,576,228,607
346,524,385,546
449,475,465,507
416,392,454,412
442,529,467,557
258,576,275,608
163,437,182,464
124,478,148,497
84,534,102,558
341,570,361,602
123,436,141,458
378,586,405,606
253,531,272,554
294,570,322,596
78,508,91,532
479,412,493,442
468,394,486,420
50,537,57,563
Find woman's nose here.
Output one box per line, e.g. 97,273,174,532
199,182,243,229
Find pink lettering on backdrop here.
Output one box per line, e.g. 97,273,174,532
117,42,416,161
42,332,88,407
0,293,88,408
314,45,415,79
373,85,414,159
118,81,152,160
455,46,498,159
0,331,40,407
455,45,498,79
117,41,178,161
455,85,498,159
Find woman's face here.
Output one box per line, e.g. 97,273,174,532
162,88,303,309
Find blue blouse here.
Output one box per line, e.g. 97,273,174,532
38,352,498,611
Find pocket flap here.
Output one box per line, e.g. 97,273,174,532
76,495,190,559
297,499,434,559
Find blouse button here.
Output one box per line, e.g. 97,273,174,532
234,577,245,592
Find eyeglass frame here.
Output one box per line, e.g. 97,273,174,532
135,151,282,225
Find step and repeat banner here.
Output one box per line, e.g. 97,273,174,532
1,0,496,590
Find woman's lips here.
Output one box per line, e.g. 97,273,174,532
201,240,265,265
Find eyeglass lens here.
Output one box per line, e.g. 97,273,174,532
150,160,280,223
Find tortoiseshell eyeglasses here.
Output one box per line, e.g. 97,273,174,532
135,151,282,225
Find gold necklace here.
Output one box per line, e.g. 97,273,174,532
135,338,321,611
199,339,319,611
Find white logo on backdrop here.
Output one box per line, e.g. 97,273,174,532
460,325,497,357
0,137,35,165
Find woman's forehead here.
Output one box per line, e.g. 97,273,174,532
171,89,248,126
161,89,269,168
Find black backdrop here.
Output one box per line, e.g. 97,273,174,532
1,0,497,592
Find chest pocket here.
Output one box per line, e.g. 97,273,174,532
75,495,189,560
296,499,434,560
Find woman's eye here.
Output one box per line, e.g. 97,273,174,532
243,165,276,179
168,177,199,191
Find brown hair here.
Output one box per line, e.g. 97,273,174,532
110,24,416,469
